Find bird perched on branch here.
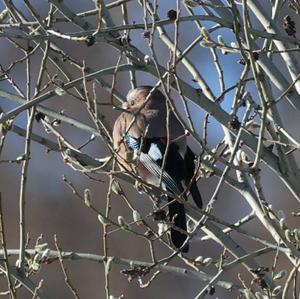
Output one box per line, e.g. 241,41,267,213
113,86,202,252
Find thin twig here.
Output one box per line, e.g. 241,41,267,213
54,235,80,299
0,193,16,298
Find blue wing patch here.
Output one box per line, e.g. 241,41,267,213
124,133,140,151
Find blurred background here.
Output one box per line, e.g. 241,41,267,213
0,0,299,298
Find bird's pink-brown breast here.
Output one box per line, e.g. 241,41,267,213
113,109,186,148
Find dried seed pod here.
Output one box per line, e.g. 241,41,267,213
167,9,177,21
206,285,215,295
184,0,198,7
187,219,195,233
144,55,151,65
221,47,229,55
144,229,154,238
105,257,113,273
35,112,46,122
238,58,246,65
255,292,268,299
132,210,142,223
217,35,225,44
231,41,237,48
98,214,110,225
296,228,300,243
84,188,91,207
284,229,293,243
143,31,150,39
52,119,61,127
0,8,8,22
203,257,213,266
85,35,96,47
279,218,286,230
41,248,50,260
55,87,66,96
272,285,282,296
293,228,300,242
111,180,123,195
200,41,215,48
273,270,287,280
200,27,210,41
253,51,259,61
283,15,296,36
118,216,128,228
228,116,241,130
194,256,204,264
244,290,257,299
16,155,25,163
35,242,48,252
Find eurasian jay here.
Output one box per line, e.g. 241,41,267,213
113,86,202,252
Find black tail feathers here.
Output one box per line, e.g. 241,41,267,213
168,198,189,252
184,146,202,209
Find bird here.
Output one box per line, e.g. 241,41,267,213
113,86,202,252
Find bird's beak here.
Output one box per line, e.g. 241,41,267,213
113,102,129,112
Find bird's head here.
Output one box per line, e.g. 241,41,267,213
123,86,166,111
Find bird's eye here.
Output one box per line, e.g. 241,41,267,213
130,100,134,106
